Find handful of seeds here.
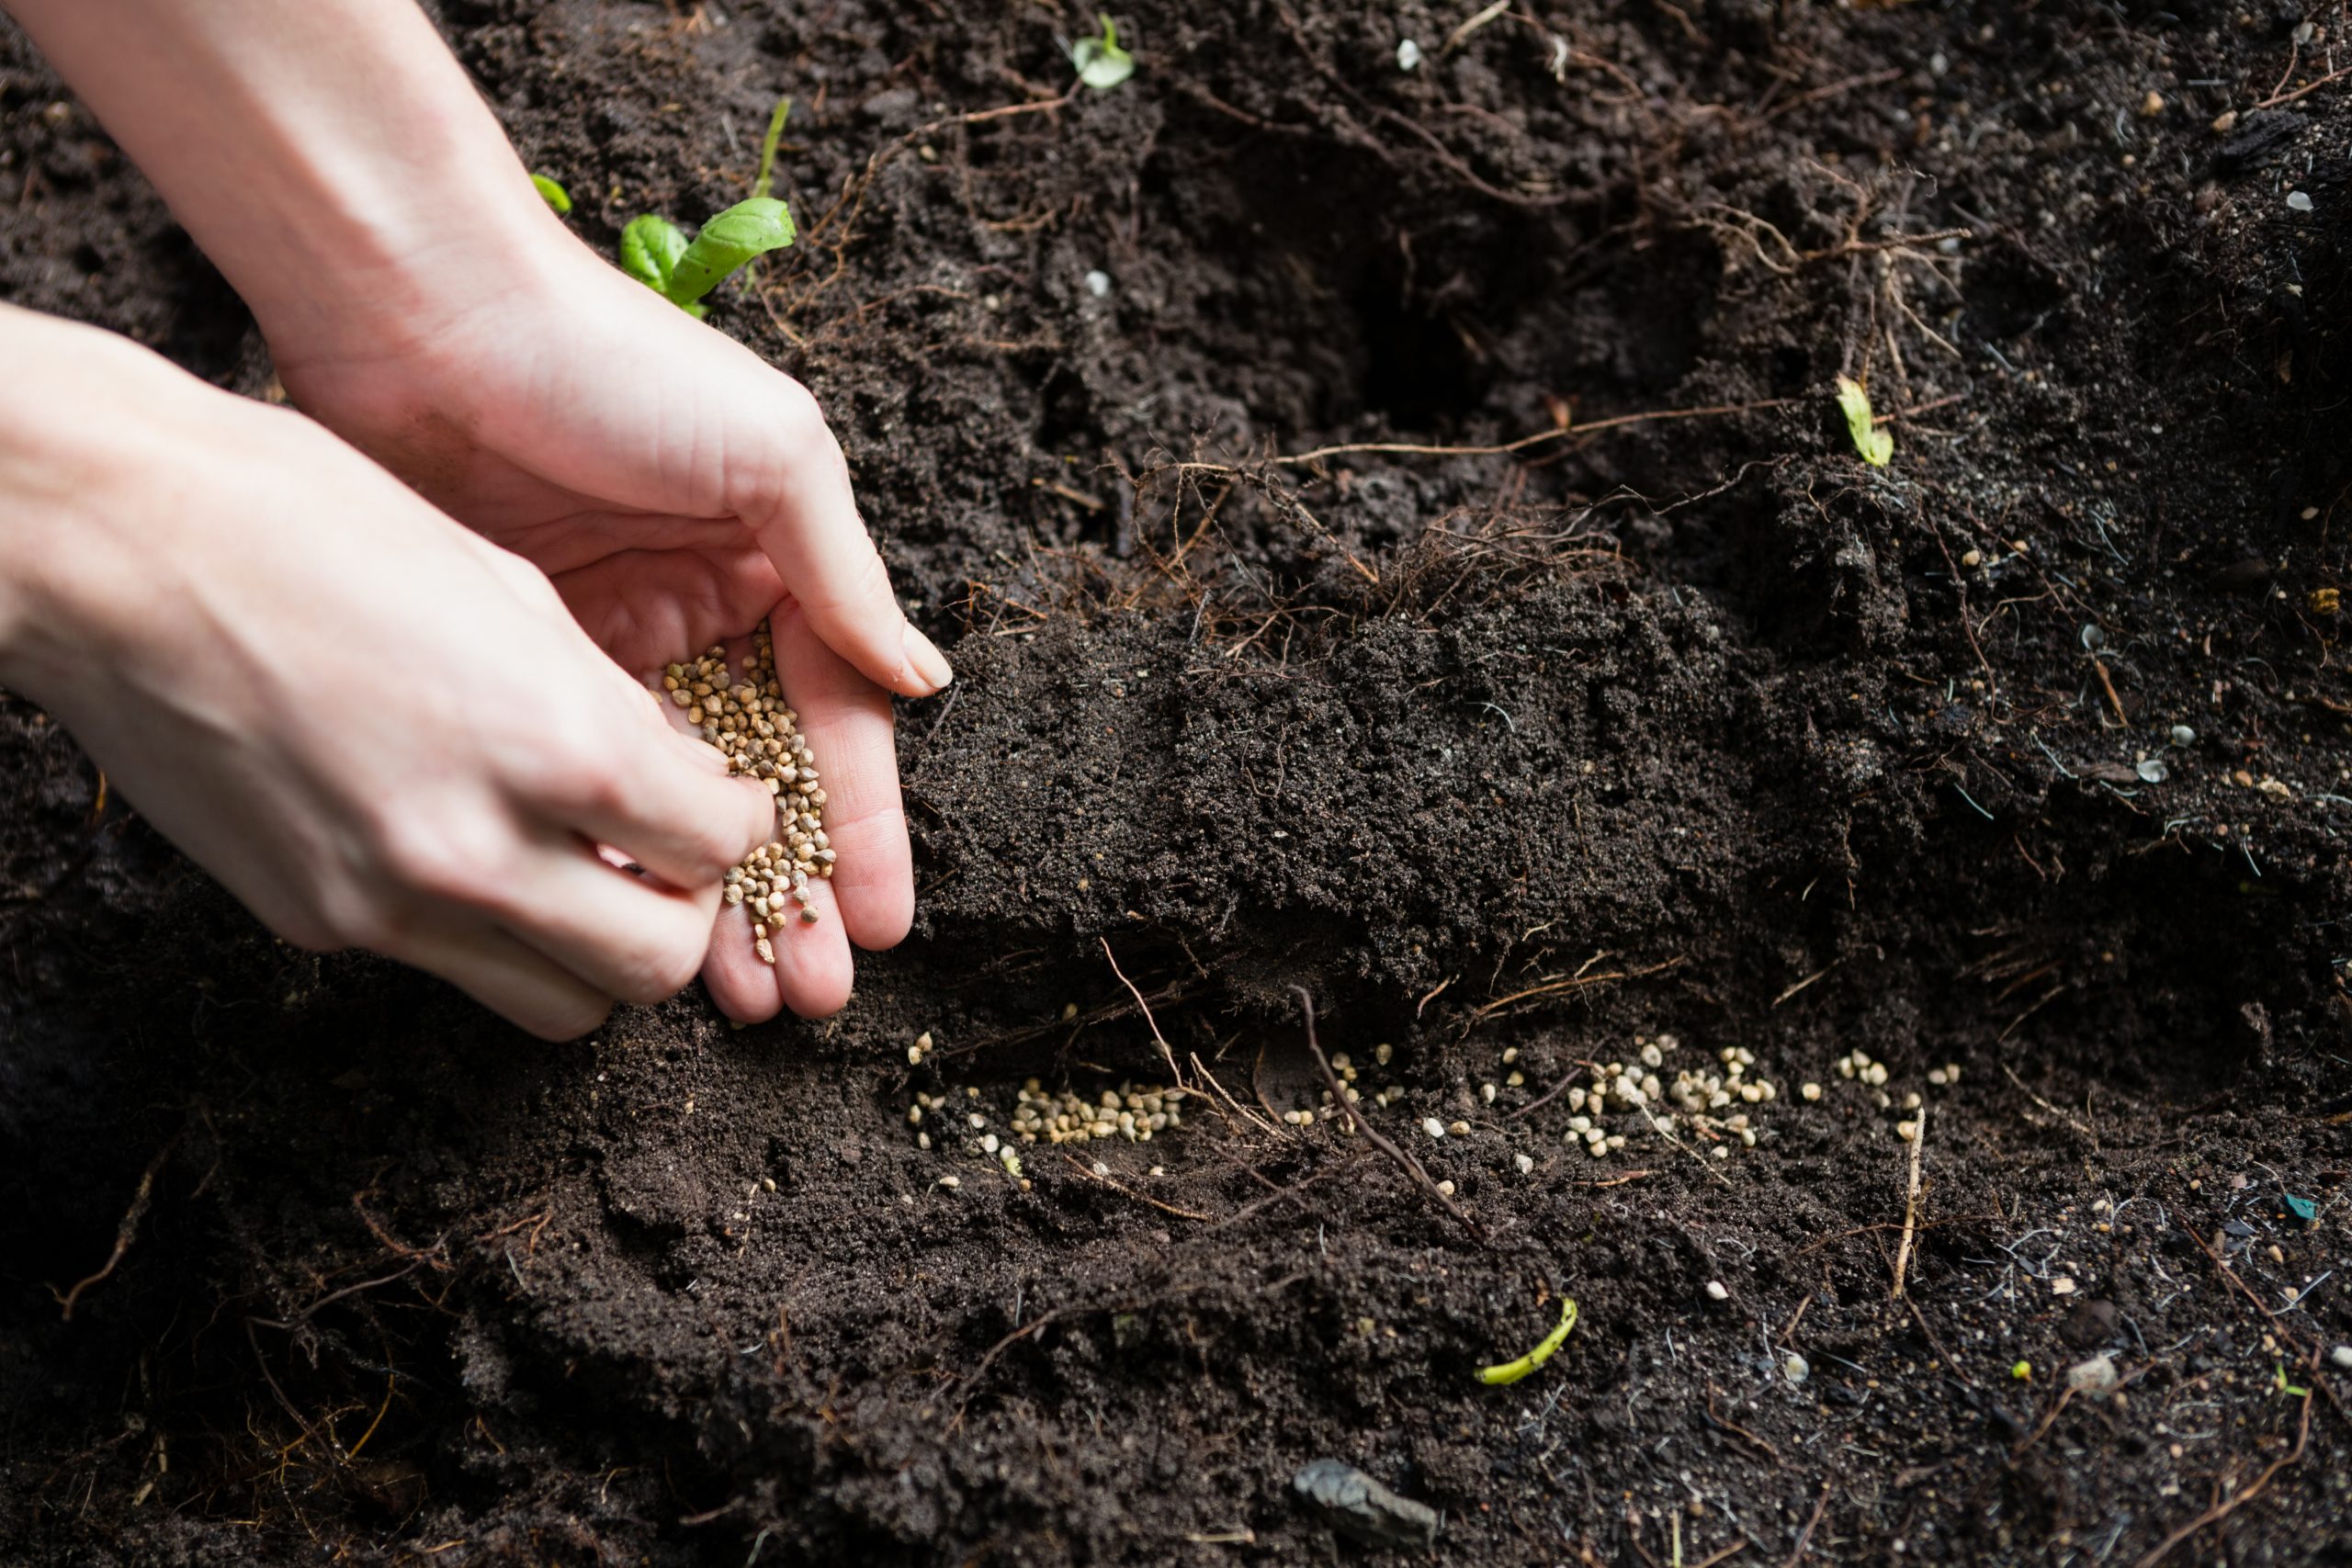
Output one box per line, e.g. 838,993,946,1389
662,622,832,965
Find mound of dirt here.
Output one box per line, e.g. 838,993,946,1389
5,2,2351,1563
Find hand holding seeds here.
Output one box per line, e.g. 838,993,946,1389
4,0,944,1021
0,306,776,1040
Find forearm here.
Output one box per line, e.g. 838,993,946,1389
4,0,565,352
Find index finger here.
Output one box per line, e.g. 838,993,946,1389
769,594,913,952
718,373,953,700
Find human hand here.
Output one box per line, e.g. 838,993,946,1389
262,236,945,1023
0,308,778,1041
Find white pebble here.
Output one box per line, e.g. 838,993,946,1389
1704,1280,1729,1302
1514,1153,1534,1175
1396,38,1423,70
1423,1117,1447,1139
1083,268,1113,296
2288,190,2314,212
2331,1346,2352,1371
1435,1179,1455,1196
2066,1354,2119,1397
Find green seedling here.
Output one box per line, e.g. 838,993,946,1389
754,95,792,201
620,197,796,318
1476,1296,1577,1385
1069,14,1136,90
531,173,573,214
1836,375,1894,467
2274,1363,2311,1399
2010,1359,2033,1381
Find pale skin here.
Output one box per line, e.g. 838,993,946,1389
0,0,948,1037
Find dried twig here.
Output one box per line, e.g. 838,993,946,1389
1060,1154,1214,1223
1892,1106,1926,1300
2130,1359,2313,1568
1291,987,1487,1244
1781,1485,1831,1567
1102,938,1184,1087
50,1142,172,1320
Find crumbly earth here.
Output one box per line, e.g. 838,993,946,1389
5,2,2352,1564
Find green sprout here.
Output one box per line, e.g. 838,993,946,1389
754,95,792,201
2275,1363,2311,1399
1069,14,1136,91
531,173,573,214
1835,375,1894,467
2011,1359,2033,1381
620,197,796,319
1476,1297,1578,1386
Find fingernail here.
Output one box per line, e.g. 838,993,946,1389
902,623,954,693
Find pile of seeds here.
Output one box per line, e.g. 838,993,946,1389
662,622,832,964
1555,1035,1781,1160
1009,1079,1188,1145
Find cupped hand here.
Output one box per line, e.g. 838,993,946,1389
264,236,946,1022
1,313,780,1040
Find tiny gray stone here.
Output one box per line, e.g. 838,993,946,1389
1293,1459,1441,1549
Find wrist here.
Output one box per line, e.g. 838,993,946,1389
0,310,187,693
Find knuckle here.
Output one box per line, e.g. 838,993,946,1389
616,933,705,1008
373,811,503,908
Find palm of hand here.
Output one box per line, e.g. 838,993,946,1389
273,266,917,1021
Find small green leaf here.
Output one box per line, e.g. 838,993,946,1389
1836,376,1894,467
664,197,797,310
1476,1297,1577,1386
1070,14,1136,91
620,214,688,294
531,173,573,214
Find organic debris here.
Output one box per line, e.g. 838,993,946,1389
1292,1460,1441,1549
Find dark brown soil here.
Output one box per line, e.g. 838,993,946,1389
6,2,2352,1563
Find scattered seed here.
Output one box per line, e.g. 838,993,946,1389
1435,1179,1454,1196
1448,1121,1472,1137
1704,1280,1729,1302
1423,1118,1447,1139
1513,1154,1535,1175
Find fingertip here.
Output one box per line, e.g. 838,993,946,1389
703,905,784,1023
772,886,854,1019
900,623,954,696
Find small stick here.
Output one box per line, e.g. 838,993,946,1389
50,1142,171,1320
1291,987,1487,1244
1102,938,1183,1088
1781,1486,1831,1567
1892,1105,1927,1299
1060,1154,1214,1222
2130,1361,2313,1568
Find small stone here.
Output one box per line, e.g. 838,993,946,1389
2169,725,2196,747
2288,190,2314,212
1422,1118,1447,1139
1704,1280,1729,1302
1435,1179,1455,1197
2211,109,2238,134
2139,90,2165,116
1083,269,1112,297
2065,1353,2119,1397
2330,1346,2352,1371
2051,1277,2077,1295
1396,38,1422,70
1448,1121,1472,1137
1513,1153,1534,1175
1783,1352,1810,1385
